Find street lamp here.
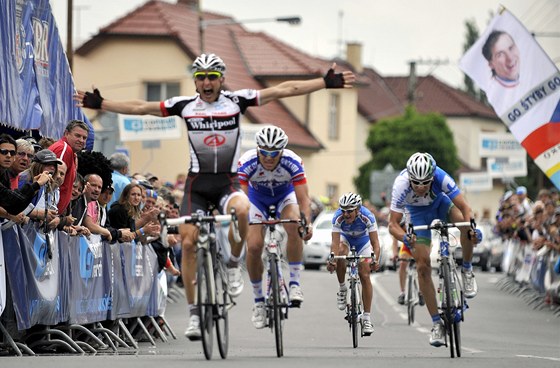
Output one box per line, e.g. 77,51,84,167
199,16,302,53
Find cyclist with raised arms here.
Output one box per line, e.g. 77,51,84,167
238,126,313,329
75,53,355,340
326,192,381,336
388,152,482,347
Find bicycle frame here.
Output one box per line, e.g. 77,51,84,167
329,246,374,348
399,258,419,325
163,209,240,360
409,220,472,358
249,205,306,357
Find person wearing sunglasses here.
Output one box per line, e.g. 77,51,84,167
75,52,355,340
388,152,482,347
7,138,35,189
237,126,313,329
326,192,381,336
0,134,52,225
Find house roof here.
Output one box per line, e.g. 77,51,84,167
76,0,327,150
76,0,498,145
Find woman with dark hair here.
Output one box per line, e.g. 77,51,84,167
108,182,159,242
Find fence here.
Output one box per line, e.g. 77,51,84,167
0,221,176,356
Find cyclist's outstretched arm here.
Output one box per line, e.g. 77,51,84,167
75,87,162,116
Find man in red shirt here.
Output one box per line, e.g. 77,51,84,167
49,120,89,213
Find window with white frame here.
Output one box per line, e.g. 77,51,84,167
146,82,180,101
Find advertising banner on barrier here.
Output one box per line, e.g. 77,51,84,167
67,235,112,324
107,243,131,320
121,241,158,317
3,223,63,329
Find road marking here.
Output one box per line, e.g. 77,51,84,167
517,355,560,362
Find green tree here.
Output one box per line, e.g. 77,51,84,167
463,19,481,100
354,106,459,200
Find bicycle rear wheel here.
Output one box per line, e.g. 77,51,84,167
269,254,283,357
350,280,359,348
214,258,229,359
441,259,455,358
197,248,214,360
452,270,462,357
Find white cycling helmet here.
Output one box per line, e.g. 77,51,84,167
339,192,362,210
406,152,436,181
255,126,288,150
191,53,226,74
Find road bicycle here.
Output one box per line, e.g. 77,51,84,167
408,219,474,358
398,257,421,325
328,246,375,348
248,205,307,358
162,208,240,360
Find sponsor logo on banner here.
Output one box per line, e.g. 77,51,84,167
119,115,182,141
460,172,493,192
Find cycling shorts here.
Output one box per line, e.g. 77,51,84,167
407,192,453,245
340,236,373,261
180,172,245,215
248,191,297,220
399,242,413,257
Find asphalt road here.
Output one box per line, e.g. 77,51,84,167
3,268,560,367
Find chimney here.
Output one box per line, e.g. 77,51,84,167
346,42,363,73
177,0,199,9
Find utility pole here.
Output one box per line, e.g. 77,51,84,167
66,0,73,70
407,58,449,105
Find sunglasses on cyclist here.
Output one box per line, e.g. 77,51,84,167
258,147,282,158
341,208,356,214
193,71,222,81
0,149,16,156
410,178,433,186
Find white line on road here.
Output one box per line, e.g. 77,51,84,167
517,355,560,362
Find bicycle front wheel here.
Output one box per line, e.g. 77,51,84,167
214,258,229,359
350,279,359,348
197,247,214,360
406,273,415,325
269,254,283,357
441,259,455,358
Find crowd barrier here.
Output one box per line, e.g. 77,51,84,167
497,237,560,317
0,222,177,356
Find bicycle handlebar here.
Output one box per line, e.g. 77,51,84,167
408,220,472,232
329,252,376,263
249,214,308,239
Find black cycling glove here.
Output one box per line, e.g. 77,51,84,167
323,68,345,88
83,88,104,109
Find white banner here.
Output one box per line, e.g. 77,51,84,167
479,132,524,157
118,114,182,141
487,156,528,178
459,9,560,189
460,172,493,192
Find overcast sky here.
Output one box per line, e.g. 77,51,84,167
50,0,559,89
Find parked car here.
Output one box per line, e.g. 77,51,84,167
303,211,335,270
303,211,393,271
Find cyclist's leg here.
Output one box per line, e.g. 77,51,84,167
246,202,266,297
398,244,412,303
357,244,373,314
279,195,303,287
336,240,350,284
448,204,473,267
408,203,439,319
224,191,249,260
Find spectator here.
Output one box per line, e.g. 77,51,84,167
108,152,131,207
108,183,159,243
81,174,112,241
145,173,161,190
0,134,52,225
9,139,35,189
49,120,89,213
516,186,533,218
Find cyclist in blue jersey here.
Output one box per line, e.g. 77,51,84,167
76,53,355,340
326,192,381,336
388,152,482,347
238,126,313,329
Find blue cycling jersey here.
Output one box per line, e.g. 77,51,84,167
332,206,378,252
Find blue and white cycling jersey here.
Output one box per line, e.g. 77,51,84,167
332,206,378,253
390,166,461,240
390,167,460,213
237,148,306,199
